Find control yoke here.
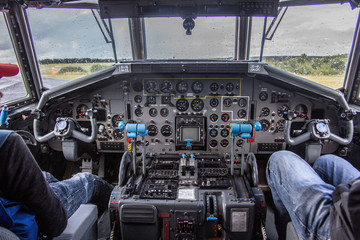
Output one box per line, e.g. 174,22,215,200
284,109,354,164
284,110,353,146
34,109,97,143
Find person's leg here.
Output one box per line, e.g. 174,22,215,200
42,171,60,183
267,150,334,240
49,172,113,218
313,154,360,187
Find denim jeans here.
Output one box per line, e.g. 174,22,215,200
42,172,113,218
266,150,360,240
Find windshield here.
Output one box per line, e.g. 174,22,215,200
25,4,359,90
250,4,359,89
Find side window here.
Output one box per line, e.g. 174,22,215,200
0,14,28,103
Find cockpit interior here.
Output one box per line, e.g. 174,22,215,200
1,0,360,239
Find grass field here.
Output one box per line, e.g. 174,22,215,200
40,63,113,80
39,63,345,89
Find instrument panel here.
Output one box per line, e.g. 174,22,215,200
53,74,320,155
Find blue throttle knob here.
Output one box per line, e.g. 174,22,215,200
254,121,262,131
0,105,8,126
118,121,126,130
184,139,193,147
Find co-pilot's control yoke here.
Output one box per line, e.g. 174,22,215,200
231,122,261,175
118,121,148,175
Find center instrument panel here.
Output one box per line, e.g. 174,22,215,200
53,74,323,155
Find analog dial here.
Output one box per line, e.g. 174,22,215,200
135,108,143,117
209,129,218,138
260,119,270,131
238,98,247,107
295,104,308,119
276,119,285,132
145,81,157,93
147,125,158,137
161,96,171,104
209,139,218,148
277,105,289,118
236,139,244,147
191,99,204,111
134,95,142,103
209,113,218,122
220,139,229,148
112,129,124,140
260,107,270,117
225,83,234,92
259,91,268,101
160,108,169,117
161,125,173,137
191,81,204,93
238,109,247,118
176,81,188,93
221,113,230,122
112,114,123,127
210,83,219,92
223,98,232,107
147,96,156,105
160,81,173,93
176,99,189,111
149,108,157,117
76,104,88,117
220,128,230,138
209,98,219,107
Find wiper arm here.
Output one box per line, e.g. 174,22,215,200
265,7,288,40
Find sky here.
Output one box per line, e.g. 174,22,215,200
0,3,359,64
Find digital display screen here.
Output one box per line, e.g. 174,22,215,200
181,127,200,142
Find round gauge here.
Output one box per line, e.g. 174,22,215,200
56,120,67,131
238,109,247,118
191,99,204,111
176,99,189,112
161,125,173,137
221,113,230,122
76,104,89,117
260,119,270,131
145,81,157,93
161,96,171,104
238,98,247,107
160,81,173,93
225,83,234,92
135,108,143,117
176,81,188,93
277,105,289,118
316,122,329,133
112,129,124,140
209,139,218,148
149,108,158,117
210,83,219,92
276,119,285,132
221,128,229,138
191,81,204,94
147,96,156,105
210,98,219,107
236,139,244,147
134,95,142,103
112,114,123,127
160,108,169,117
209,113,218,122
147,125,158,137
260,107,270,117
209,129,218,138
132,80,143,92
223,98,232,107
220,139,229,148
295,104,308,119
259,91,268,101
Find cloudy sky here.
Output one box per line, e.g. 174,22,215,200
0,3,359,64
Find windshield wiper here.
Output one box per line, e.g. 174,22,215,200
91,9,117,63
259,7,288,61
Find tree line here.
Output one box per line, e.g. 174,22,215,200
39,58,114,64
